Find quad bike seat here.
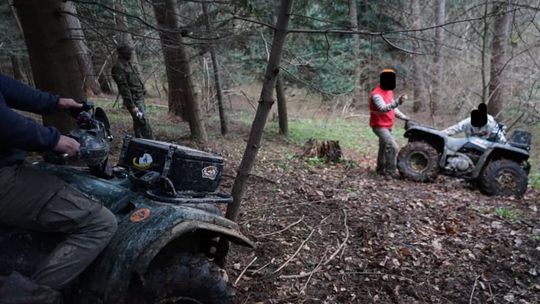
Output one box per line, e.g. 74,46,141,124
508,130,531,151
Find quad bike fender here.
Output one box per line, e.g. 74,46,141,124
471,144,529,179
134,220,255,275
78,200,254,304
404,126,446,153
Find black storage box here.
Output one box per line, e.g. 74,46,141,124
119,137,223,192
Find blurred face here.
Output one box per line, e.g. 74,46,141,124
380,71,396,90
471,109,488,128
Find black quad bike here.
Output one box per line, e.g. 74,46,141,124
397,121,532,196
0,103,254,303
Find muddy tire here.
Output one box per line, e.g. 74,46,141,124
479,159,528,197
130,253,235,304
397,141,439,182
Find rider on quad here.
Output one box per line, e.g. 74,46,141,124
443,103,506,143
0,73,117,303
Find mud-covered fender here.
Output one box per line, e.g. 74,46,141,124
403,126,447,153
78,199,254,304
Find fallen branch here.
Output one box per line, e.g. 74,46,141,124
254,216,305,238
273,228,316,274
279,209,350,279
234,256,258,287
469,275,480,304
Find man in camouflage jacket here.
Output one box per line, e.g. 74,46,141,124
111,43,153,139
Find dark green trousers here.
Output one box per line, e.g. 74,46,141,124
0,164,117,290
127,100,153,139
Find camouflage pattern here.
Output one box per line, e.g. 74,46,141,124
111,59,153,139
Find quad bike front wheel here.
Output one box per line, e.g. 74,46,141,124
479,159,528,197
397,141,439,182
127,253,235,304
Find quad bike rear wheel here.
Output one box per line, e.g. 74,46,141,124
128,253,235,304
397,141,439,182
479,159,528,197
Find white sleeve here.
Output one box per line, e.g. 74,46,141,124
394,108,409,120
372,94,399,112
443,118,469,136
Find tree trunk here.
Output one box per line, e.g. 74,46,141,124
202,2,227,135
10,55,26,82
481,0,490,104
152,0,207,142
276,76,288,136
65,1,101,96
487,3,512,117
433,0,445,112
14,0,87,133
411,0,427,113
348,0,362,105
226,0,294,222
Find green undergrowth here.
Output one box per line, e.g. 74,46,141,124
265,118,406,156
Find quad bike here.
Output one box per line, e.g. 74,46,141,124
397,121,532,196
0,103,254,303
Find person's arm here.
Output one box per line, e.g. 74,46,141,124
0,99,60,151
443,118,468,136
111,65,136,111
0,74,59,114
394,108,409,120
372,94,400,112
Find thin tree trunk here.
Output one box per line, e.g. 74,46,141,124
14,0,87,133
487,2,512,117
152,0,207,142
226,0,294,222
481,0,490,104
202,2,227,135
65,1,101,96
10,55,26,82
411,0,427,113
348,0,362,106
276,76,288,136
433,0,445,112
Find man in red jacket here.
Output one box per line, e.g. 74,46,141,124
369,69,409,178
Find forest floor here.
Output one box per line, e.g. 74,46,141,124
96,96,540,304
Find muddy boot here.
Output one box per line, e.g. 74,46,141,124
0,272,61,304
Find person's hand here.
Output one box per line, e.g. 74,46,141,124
398,94,408,105
53,135,80,156
131,106,140,115
58,98,82,110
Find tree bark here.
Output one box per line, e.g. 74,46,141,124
226,0,294,222
10,55,26,82
14,0,87,133
276,76,288,136
433,0,445,112
65,1,101,96
487,2,512,117
202,2,228,135
152,0,207,142
348,0,362,105
411,0,427,113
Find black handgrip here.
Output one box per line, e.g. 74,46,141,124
81,100,95,112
